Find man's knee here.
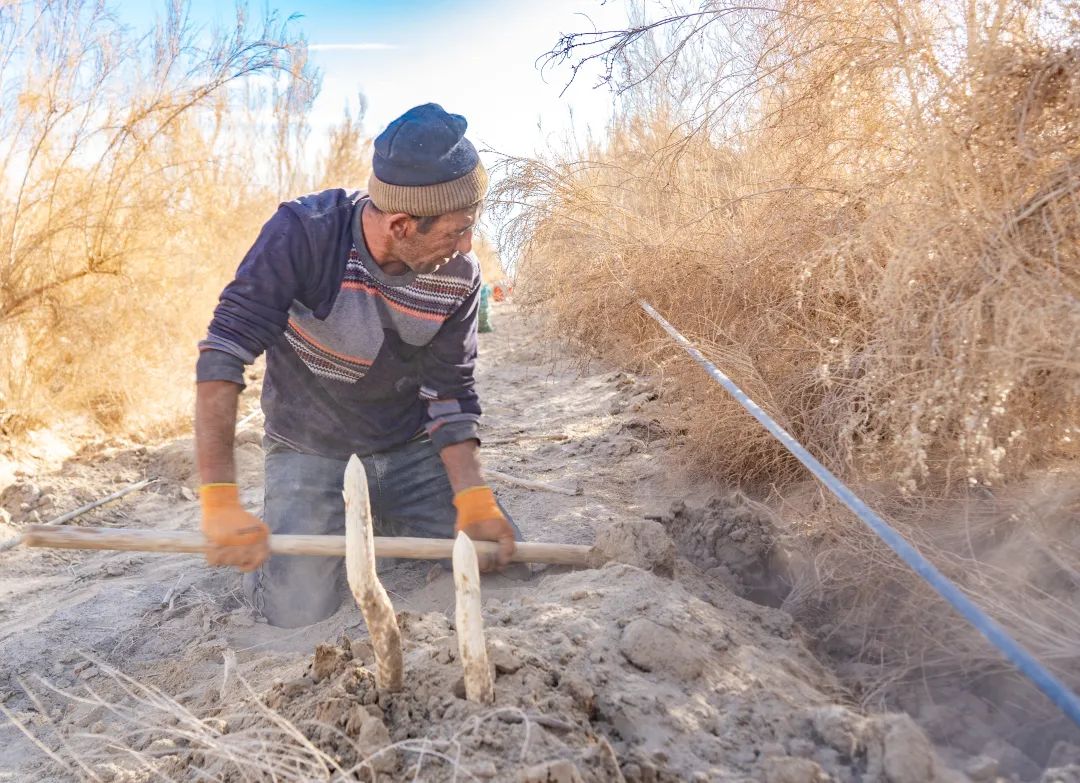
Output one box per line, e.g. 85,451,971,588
262,441,348,536
243,558,344,628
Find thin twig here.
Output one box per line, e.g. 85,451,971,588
486,469,580,496
0,477,158,554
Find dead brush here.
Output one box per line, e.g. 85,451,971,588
472,233,508,284
0,0,364,443
497,0,1080,488
0,0,299,438
2,655,549,782
492,0,1080,715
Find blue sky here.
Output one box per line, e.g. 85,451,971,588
118,0,631,161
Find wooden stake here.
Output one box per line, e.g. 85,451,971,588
343,455,403,692
453,531,494,704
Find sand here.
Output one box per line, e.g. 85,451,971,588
0,302,1063,781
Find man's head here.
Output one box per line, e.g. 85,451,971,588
366,103,487,274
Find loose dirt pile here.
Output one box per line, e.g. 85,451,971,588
288,563,968,782
52,555,962,783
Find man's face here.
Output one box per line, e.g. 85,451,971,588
397,206,479,274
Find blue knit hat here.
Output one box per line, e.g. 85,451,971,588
367,103,488,216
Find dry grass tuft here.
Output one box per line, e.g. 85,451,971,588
2,657,546,782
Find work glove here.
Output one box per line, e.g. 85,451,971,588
453,485,516,572
199,483,270,573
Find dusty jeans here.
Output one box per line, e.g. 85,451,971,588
243,435,519,628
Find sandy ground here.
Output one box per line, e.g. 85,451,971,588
0,303,1057,781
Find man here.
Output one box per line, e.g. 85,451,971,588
193,103,518,628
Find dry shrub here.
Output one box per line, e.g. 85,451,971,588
473,233,508,283
497,1,1080,491
0,0,360,440
494,0,1080,726
314,103,372,193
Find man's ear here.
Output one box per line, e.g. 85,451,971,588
386,212,413,240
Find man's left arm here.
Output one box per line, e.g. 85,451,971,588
420,275,516,568
439,439,484,493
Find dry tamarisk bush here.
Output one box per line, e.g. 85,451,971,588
495,0,1080,492
0,0,342,437
491,0,1080,727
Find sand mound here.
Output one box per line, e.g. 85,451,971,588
96,564,963,782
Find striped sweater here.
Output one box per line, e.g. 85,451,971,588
196,189,482,460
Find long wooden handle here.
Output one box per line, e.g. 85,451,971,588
20,525,593,567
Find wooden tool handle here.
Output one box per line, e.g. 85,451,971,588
20,525,593,567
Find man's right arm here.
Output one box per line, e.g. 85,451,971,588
194,379,269,572
198,206,312,371
195,206,314,571
195,380,241,485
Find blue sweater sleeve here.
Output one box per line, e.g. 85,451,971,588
420,276,482,450
196,207,312,385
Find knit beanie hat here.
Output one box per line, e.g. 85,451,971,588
367,103,488,217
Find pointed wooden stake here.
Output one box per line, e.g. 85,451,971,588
344,455,403,691
453,531,495,704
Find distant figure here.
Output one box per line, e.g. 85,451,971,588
478,283,494,333
193,103,520,628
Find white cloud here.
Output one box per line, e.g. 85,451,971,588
307,0,626,161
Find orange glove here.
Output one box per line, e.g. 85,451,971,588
453,485,516,572
199,483,270,573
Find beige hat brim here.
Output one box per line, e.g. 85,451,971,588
367,163,488,217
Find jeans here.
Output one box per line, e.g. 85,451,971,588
243,435,520,628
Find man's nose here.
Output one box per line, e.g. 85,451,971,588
455,230,473,255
